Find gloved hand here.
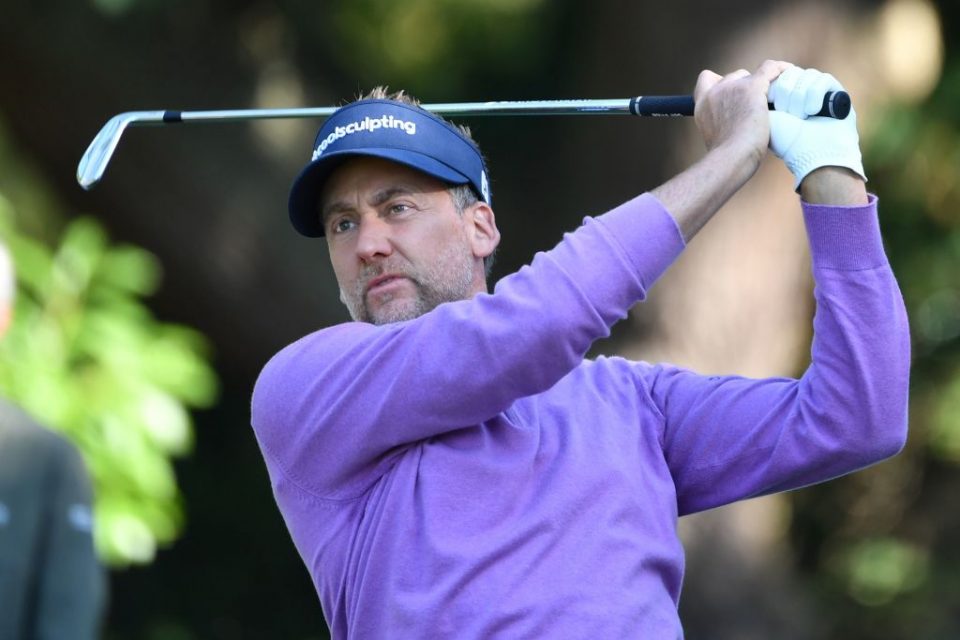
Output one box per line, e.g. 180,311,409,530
768,66,866,190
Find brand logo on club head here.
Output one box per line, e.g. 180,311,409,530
312,115,418,160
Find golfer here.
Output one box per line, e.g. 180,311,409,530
251,60,909,637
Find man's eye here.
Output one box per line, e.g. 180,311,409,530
330,218,356,234
388,203,411,215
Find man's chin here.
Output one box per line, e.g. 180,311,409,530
368,297,425,326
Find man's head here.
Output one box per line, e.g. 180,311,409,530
0,241,14,337
288,89,501,325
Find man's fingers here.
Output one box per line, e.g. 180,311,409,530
723,68,751,81
753,60,795,108
694,70,723,103
805,72,841,116
770,66,846,118
786,69,819,115
698,62,791,106
770,65,802,114
754,59,795,92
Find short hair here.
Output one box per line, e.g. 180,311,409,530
356,87,478,144
0,241,14,307
357,87,496,276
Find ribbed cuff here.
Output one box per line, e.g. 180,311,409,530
593,192,686,290
802,194,886,271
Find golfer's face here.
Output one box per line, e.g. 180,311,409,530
321,157,480,325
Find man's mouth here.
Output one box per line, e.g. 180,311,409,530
365,274,408,296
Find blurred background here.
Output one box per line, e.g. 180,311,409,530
0,0,958,637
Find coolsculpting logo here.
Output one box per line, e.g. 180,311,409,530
312,115,417,160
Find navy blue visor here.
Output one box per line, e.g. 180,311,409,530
288,99,490,237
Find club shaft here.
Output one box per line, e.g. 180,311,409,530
77,93,849,190
160,92,848,120
165,98,663,122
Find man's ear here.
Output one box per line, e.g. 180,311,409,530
466,202,500,261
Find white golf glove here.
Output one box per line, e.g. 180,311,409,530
768,66,866,190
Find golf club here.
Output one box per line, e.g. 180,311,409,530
77,92,850,190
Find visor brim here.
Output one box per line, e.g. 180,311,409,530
288,148,472,237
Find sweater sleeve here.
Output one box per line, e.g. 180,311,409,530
252,193,685,498
648,195,910,515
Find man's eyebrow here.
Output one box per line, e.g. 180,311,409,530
321,185,423,224
320,199,353,224
370,185,420,206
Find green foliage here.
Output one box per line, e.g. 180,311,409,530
323,0,552,95
930,373,960,460
0,194,218,567
841,537,929,606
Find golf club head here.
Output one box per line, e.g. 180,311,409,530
77,111,167,190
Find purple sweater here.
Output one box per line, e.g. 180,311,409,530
251,193,909,638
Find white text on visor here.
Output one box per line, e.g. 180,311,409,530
312,115,417,160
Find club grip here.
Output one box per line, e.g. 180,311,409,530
799,91,851,119
629,91,850,119
628,95,695,117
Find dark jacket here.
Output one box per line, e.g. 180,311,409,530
0,399,105,640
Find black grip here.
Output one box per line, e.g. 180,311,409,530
767,90,851,119
630,91,850,119
629,95,695,117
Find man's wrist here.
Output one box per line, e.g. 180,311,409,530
652,140,761,242
710,137,764,182
800,167,868,205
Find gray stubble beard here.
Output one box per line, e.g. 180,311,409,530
340,241,477,325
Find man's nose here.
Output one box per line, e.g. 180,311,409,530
355,216,394,262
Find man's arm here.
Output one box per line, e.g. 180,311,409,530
654,62,870,236
649,193,909,514
800,166,868,205
648,67,907,512
250,61,799,500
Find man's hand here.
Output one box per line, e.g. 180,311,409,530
768,65,867,201
653,60,793,241
694,59,792,176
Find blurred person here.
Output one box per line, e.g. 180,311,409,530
0,242,105,640
252,61,910,637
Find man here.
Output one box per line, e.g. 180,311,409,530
252,60,910,637
0,242,105,640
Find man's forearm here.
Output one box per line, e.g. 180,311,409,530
654,158,870,242
800,167,869,206
651,142,760,243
